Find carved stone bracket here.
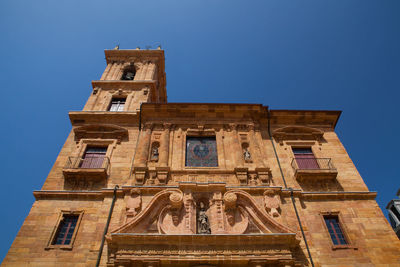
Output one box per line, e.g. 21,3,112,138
155,166,170,184
256,167,272,185
234,167,249,185
133,166,148,185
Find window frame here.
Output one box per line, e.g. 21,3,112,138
320,211,356,250
108,97,126,112
185,136,219,168
46,210,84,250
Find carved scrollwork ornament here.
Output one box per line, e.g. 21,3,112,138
169,192,183,225
263,189,281,217
224,192,238,225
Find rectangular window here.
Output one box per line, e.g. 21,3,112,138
292,147,319,169
52,214,79,245
80,146,107,168
109,98,126,111
185,137,218,167
324,215,348,245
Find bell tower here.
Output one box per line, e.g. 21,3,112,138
83,48,167,113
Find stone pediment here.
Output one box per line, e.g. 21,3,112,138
107,186,300,266
110,187,294,235
272,125,324,142
73,124,128,142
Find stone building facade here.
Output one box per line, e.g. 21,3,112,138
3,49,400,266
386,189,400,238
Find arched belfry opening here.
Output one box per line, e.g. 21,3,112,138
121,64,136,80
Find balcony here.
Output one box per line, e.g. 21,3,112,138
291,158,337,181
63,156,110,180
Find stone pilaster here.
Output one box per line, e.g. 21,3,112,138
100,63,112,80
248,124,264,167
135,123,153,167
230,123,243,167
159,123,171,167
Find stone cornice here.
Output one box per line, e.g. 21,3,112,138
300,191,377,200
108,233,298,246
69,111,139,126
33,189,377,201
33,190,105,200
268,110,342,130
141,103,268,121
104,49,164,65
91,80,157,91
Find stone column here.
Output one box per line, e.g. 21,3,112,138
230,123,243,167
135,123,153,166
159,123,171,166
100,63,112,80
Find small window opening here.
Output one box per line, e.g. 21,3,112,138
121,66,136,80
324,215,348,245
52,214,79,245
109,98,126,112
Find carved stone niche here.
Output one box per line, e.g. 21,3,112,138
126,189,141,220
73,124,128,143
272,125,324,145
264,189,281,217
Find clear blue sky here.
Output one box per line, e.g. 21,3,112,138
0,0,399,262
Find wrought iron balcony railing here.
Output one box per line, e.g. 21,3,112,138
291,158,337,181
63,156,110,180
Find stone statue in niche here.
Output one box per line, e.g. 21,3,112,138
243,146,252,162
197,202,211,234
150,145,159,162
264,190,281,217
126,189,142,218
